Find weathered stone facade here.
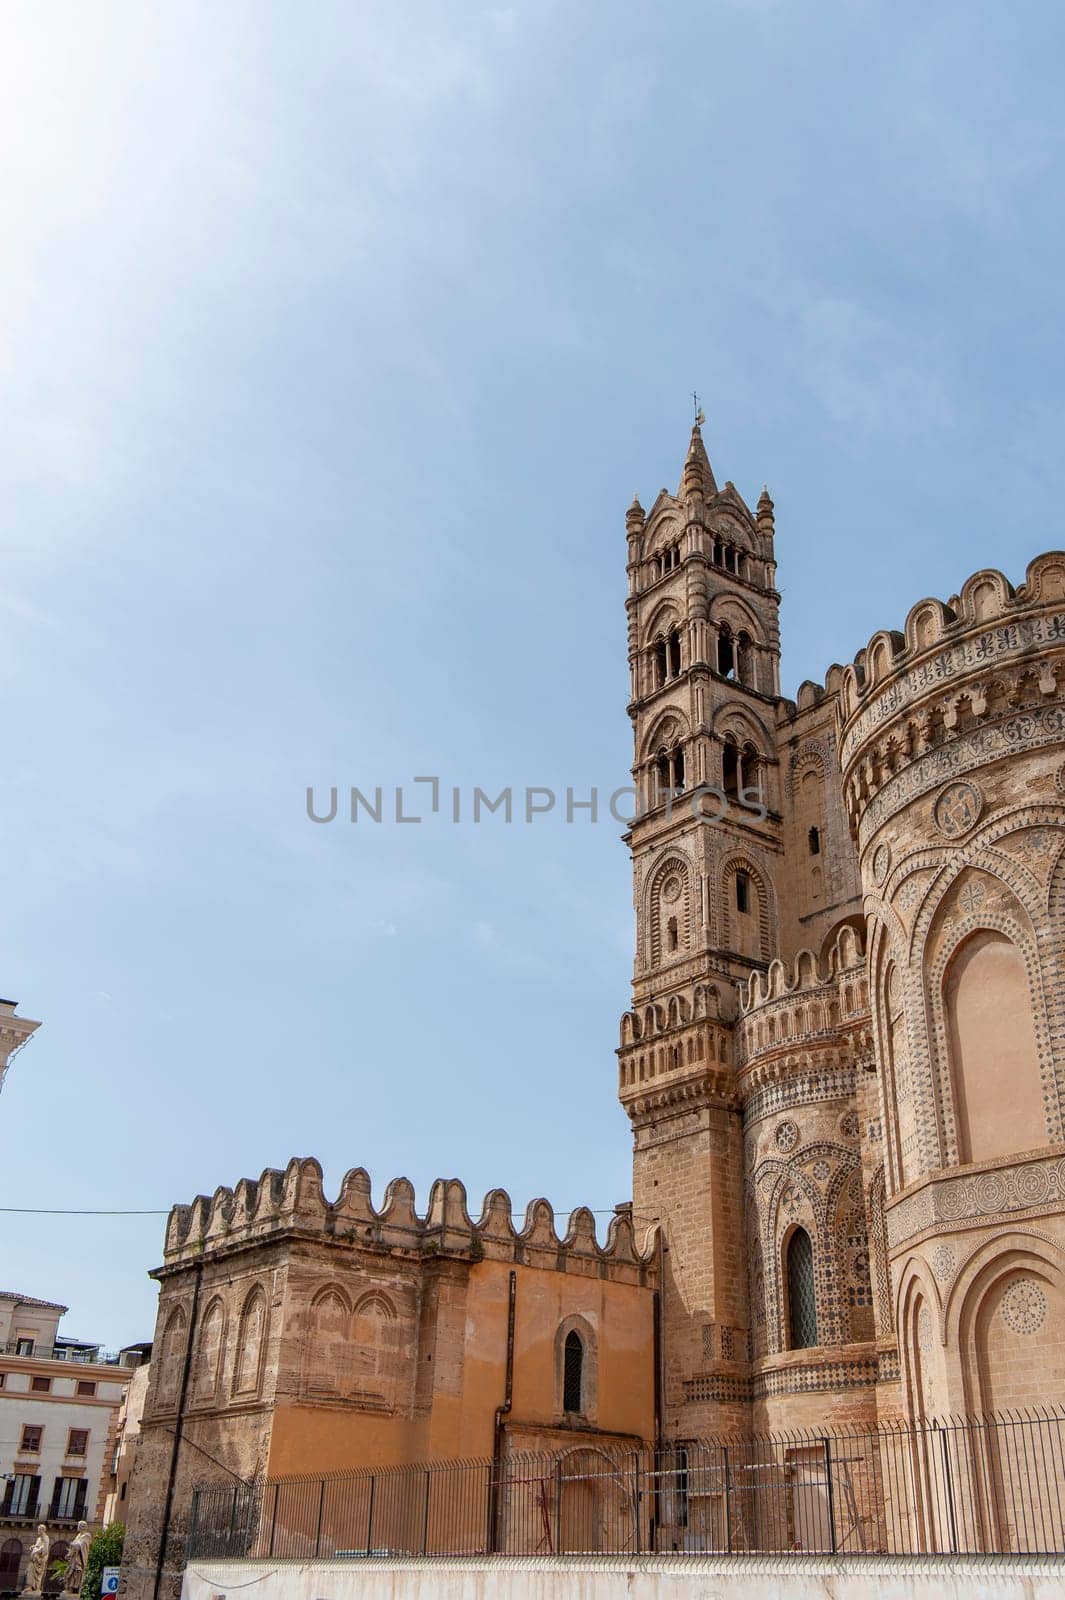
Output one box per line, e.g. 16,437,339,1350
620,422,1065,1444
123,422,1065,1592
121,1168,655,1597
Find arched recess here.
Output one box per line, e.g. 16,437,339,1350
233,1285,268,1398
949,1235,1065,1548
867,1168,893,1336
351,1291,398,1411
154,1303,187,1412
760,1163,822,1354
191,1296,226,1404
647,854,694,965
302,1284,352,1399
936,921,1046,1166
554,1313,598,1423
948,1232,1065,1415
786,742,827,799
720,855,772,963
896,1260,946,1423
556,1446,622,1553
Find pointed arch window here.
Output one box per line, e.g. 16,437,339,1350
722,739,739,800
563,1330,584,1414
786,1228,818,1350
653,638,668,688
654,742,685,801
717,625,735,679
668,627,682,677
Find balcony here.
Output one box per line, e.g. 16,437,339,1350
0,1501,40,1522
1,1340,142,1366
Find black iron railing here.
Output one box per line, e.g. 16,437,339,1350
187,1409,1065,1561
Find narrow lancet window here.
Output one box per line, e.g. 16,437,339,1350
563,1330,583,1413
787,1228,818,1350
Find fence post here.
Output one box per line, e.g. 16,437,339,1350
314,1477,325,1558
822,1437,837,1554
423,1468,431,1554
632,1455,641,1555
939,1426,959,1554
268,1482,279,1558
366,1473,376,1557
554,1459,563,1554
723,1446,732,1554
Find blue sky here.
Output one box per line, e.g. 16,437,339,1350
2,1,1064,1348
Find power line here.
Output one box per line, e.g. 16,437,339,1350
0,1203,634,1217
0,1203,167,1216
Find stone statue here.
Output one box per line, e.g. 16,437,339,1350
63,1521,92,1594
22,1524,49,1594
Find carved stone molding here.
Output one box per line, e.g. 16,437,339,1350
886,1150,1065,1247
840,612,1065,769
858,701,1065,847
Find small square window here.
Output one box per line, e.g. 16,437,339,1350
76,1379,97,1397
67,1429,89,1457
20,1424,43,1452
31,1375,51,1393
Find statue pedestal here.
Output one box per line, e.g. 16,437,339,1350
20,1589,45,1598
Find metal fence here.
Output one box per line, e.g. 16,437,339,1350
187,1410,1065,1561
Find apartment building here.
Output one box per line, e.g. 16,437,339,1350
0,1292,145,1593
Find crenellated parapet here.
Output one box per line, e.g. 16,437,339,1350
737,925,871,1085
837,552,1065,848
617,983,734,1115
161,1156,655,1284
775,663,848,727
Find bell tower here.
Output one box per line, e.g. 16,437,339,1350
618,418,783,1434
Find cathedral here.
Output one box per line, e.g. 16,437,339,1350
124,422,1065,1590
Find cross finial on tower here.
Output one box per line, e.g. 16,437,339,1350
692,391,705,428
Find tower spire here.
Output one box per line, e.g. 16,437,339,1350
679,417,717,502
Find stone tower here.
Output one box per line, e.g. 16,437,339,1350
617,421,784,1435
838,554,1065,1423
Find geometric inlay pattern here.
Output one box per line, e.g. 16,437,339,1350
934,780,984,839
1001,1277,1047,1335
932,1244,955,1282
887,1153,1065,1246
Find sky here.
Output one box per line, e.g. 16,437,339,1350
2,0,1064,1350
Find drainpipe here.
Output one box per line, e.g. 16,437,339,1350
152,1259,203,1600
489,1270,517,1553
